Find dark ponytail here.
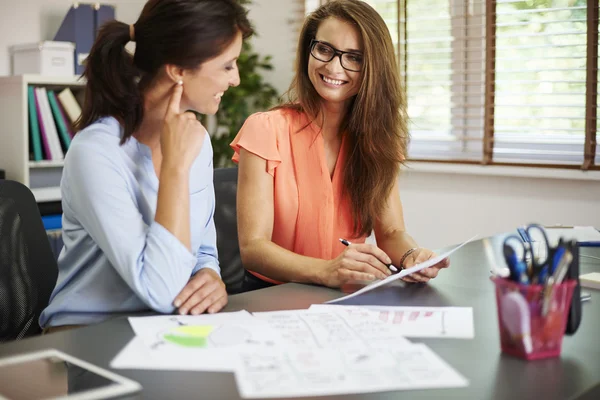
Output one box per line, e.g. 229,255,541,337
76,0,253,144
75,21,142,143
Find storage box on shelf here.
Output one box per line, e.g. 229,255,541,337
0,74,85,202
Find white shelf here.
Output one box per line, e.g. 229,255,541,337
0,74,83,202
31,187,61,202
29,160,65,168
1,74,85,86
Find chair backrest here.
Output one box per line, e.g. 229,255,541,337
0,180,58,341
213,168,244,294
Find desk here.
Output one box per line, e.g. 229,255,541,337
1,235,599,400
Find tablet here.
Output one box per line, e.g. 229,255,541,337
0,349,141,400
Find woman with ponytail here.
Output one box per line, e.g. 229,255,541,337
232,0,449,292
40,0,253,331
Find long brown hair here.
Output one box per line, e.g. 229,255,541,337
76,0,253,144
281,0,408,236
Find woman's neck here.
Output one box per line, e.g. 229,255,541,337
318,100,348,141
133,82,171,155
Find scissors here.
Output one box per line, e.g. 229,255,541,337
502,235,530,285
515,223,552,284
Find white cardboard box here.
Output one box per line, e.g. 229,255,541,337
10,41,75,76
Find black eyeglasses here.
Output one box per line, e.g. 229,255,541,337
309,39,364,72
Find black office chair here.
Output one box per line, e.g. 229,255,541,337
213,167,245,294
0,180,58,341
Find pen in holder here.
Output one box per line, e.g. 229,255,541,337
492,276,576,360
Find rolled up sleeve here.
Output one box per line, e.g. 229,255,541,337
62,141,197,313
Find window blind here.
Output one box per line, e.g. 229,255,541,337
491,0,595,166
400,0,487,161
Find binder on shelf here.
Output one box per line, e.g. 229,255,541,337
56,97,74,138
57,88,82,124
34,88,52,160
27,86,43,161
36,87,64,161
47,90,72,151
41,214,62,231
53,3,94,75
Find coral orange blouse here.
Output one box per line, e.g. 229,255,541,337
231,108,367,284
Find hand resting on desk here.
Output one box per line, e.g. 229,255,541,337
173,269,227,315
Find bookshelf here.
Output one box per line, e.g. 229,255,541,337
0,74,85,202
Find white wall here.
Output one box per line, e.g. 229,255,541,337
0,0,297,95
399,167,600,250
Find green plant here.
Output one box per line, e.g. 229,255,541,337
210,13,279,167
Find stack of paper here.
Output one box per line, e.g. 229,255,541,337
111,306,473,398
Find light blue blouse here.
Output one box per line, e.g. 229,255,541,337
40,117,219,327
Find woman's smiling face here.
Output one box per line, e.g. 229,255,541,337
308,17,364,108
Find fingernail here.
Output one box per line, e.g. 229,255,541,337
191,309,199,316
368,274,376,280
173,299,181,307
380,274,387,279
387,258,392,264
179,308,187,315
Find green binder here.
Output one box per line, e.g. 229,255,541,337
27,86,43,161
47,90,72,151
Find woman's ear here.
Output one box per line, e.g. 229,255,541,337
164,64,185,85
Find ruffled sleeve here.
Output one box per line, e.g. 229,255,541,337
230,112,282,177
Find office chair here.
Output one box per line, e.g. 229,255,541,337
213,167,245,294
0,180,58,341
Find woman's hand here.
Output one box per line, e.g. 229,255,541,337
401,248,450,283
173,269,228,315
161,82,206,170
318,243,393,288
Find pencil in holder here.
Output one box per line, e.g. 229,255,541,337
491,276,576,360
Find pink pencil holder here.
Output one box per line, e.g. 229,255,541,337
491,277,576,360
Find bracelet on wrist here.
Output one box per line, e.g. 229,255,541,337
399,247,419,270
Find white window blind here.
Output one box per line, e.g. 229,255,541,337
401,0,486,161
492,0,593,166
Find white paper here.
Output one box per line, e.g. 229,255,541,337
311,305,474,339
113,310,282,371
253,308,412,348
234,343,468,398
326,235,478,304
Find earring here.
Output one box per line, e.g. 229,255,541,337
177,80,183,86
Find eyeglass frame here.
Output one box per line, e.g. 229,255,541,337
309,39,364,72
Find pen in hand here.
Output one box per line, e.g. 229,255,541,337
338,238,399,273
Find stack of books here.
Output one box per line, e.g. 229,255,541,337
27,86,82,161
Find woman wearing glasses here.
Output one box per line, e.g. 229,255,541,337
231,0,449,291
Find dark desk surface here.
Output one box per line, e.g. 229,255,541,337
1,235,599,400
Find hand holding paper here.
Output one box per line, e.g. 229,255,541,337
327,235,477,304
401,247,451,283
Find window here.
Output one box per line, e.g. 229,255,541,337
305,0,599,170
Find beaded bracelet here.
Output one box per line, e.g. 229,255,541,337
399,247,419,270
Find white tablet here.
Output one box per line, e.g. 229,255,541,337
0,349,142,400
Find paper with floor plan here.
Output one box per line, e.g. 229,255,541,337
252,308,412,347
234,343,468,398
326,235,478,304
112,310,282,371
310,305,475,339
